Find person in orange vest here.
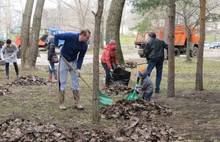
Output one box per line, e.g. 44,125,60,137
136,67,153,101
101,39,120,87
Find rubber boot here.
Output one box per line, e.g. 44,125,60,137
48,73,52,82
58,91,66,110
72,90,84,110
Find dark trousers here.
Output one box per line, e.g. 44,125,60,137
142,92,153,101
101,62,111,87
147,60,163,91
49,60,57,75
5,62,19,77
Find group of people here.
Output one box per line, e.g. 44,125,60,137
0,30,168,110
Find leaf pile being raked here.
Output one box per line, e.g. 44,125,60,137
100,99,172,120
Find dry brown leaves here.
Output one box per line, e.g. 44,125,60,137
115,117,180,142
123,62,137,69
102,84,133,96
0,118,72,142
0,85,11,96
0,118,114,142
5,75,47,86
100,99,172,120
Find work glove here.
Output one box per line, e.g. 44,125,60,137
77,69,81,77
109,69,114,78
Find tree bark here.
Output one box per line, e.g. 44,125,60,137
21,0,34,69
167,0,176,97
186,26,192,61
29,0,45,69
106,0,125,64
195,0,206,90
92,0,104,123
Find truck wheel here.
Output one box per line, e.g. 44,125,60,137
190,47,197,57
174,48,180,57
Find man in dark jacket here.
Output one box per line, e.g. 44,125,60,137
144,32,168,93
54,29,91,110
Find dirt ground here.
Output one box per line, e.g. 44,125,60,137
0,49,220,141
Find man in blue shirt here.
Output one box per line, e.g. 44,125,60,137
54,29,91,110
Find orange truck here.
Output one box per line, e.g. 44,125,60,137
135,25,200,57
14,28,64,50
14,33,48,49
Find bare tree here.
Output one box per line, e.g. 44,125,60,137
92,0,104,123
20,0,34,69
195,0,206,90
167,0,176,97
106,0,125,64
29,0,45,69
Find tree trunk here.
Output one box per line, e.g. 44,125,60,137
106,0,125,64
167,0,176,98
186,27,192,61
21,0,34,69
92,0,104,123
195,0,206,90
29,0,45,69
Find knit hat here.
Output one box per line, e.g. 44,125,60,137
6,39,12,44
109,39,116,45
46,36,54,44
138,67,147,77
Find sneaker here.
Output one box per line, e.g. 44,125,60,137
6,76,9,79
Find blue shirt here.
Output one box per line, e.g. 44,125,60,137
54,33,88,69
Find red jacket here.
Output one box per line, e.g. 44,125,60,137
101,44,119,69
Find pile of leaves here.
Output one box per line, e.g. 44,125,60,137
0,85,11,96
0,118,114,142
5,75,47,86
100,99,172,120
115,117,180,142
0,118,72,142
102,84,133,96
123,62,137,69
72,125,114,142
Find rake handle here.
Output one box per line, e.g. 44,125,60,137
60,55,92,90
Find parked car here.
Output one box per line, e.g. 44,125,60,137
209,42,220,49
204,41,210,48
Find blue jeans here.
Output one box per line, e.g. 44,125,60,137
142,92,153,101
147,60,163,91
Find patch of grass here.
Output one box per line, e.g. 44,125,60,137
120,34,136,46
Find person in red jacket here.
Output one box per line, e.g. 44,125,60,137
101,39,120,87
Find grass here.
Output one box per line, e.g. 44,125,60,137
0,53,220,140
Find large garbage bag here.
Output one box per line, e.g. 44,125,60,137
110,67,131,86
